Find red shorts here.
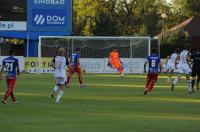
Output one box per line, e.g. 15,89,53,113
147,73,158,82
70,66,81,75
6,78,16,89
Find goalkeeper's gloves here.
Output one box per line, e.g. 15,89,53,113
107,61,112,67
120,60,123,65
107,61,110,66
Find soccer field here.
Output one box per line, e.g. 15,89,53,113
0,73,200,132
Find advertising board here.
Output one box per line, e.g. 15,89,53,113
27,0,72,32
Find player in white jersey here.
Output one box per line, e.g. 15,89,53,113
51,47,71,103
171,45,192,93
165,48,180,82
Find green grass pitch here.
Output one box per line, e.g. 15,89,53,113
0,73,200,132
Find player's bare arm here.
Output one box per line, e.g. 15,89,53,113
166,56,170,64
159,62,162,74
107,57,112,67
17,65,20,75
108,53,112,64
119,59,123,65
0,65,5,79
186,55,191,68
69,57,72,64
77,58,81,66
51,58,56,69
144,61,147,73
52,62,55,69
175,54,180,68
108,57,111,64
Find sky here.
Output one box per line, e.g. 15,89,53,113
166,0,172,3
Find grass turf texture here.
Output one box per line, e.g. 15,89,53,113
0,73,200,132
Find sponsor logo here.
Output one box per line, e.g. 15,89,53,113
47,15,65,24
33,14,65,25
34,0,65,5
34,15,45,25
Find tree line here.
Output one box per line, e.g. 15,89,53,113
72,0,200,37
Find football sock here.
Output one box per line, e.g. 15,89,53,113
188,80,192,92
54,85,59,92
56,90,64,103
172,74,181,85
173,75,181,85
173,78,178,85
167,77,172,82
121,73,125,78
144,90,148,95
191,80,195,89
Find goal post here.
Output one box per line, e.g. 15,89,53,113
35,36,152,74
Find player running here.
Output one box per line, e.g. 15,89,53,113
190,46,200,91
165,48,180,82
144,48,162,95
66,48,84,88
0,49,20,104
171,45,192,93
51,48,71,103
108,49,124,78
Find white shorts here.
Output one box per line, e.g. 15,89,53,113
177,63,191,74
55,77,66,85
166,62,175,70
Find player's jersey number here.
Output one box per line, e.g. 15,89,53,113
72,55,75,63
151,60,156,68
5,63,14,72
72,55,77,63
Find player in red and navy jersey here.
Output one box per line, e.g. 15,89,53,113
0,49,20,104
66,48,84,88
144,48,162,95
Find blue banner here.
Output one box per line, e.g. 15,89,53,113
28,0,72,32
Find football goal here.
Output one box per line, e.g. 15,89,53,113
35,36,153,73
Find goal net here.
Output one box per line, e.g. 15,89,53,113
35,36,152,73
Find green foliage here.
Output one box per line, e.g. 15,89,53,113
160,31,186,57
73,0,166,36
94,8,118,36
73,0,197,37
188,0,200,14
170,0,193,24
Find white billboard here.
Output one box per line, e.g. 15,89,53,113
0,21,26,31
80,58,146,74
25,58,146,74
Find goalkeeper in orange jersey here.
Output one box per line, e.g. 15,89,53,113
108,49,125,78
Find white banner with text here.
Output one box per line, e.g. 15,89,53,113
81,58,146,74
0,21,27,31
